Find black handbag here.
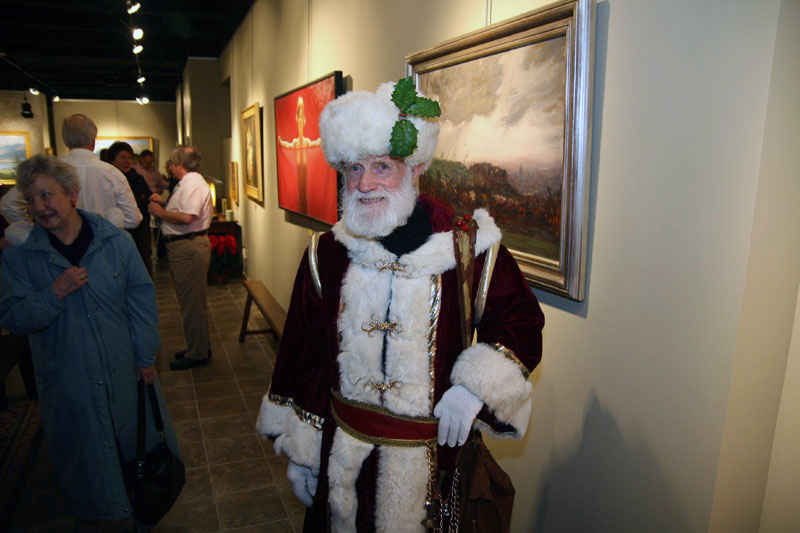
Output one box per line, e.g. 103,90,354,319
124,380,185,525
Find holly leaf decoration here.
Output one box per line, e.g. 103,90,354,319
389,119,418,159
391,77,418,111
407,98,441,118
389,77,441,158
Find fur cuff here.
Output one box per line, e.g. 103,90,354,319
274,412,323,475
451,342,533,438
256,394,293,438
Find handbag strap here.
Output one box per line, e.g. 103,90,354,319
136,380,146,457
147,381,166,433
136,379,166,457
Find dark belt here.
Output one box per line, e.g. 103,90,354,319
162,230,208,243
330,390,438,447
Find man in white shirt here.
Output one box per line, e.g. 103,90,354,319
60,114,142,229
0,115,141,230
148,146,213,370
0,186,29,224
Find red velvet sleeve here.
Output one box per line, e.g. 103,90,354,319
268,250,331,423
476,245,544,371
452,244,545,436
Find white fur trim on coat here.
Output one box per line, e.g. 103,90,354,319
257,394,322,474
450,342,533,438
256,394,291,437
332,208,501,278
328,428,375,533
375,446,429,533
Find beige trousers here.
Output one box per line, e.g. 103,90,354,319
166,235,211,360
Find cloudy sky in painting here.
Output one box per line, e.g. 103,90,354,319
418,35,566,171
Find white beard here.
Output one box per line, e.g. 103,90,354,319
341,172,417,238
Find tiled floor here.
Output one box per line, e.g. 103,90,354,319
8,263,306,532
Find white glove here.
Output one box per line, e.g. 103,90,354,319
433,384,483,447
286,461,317,507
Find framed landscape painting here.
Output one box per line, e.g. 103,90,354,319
241,103,263,203
407,0,595,300
0,131,31,184
95,136,153,159
274,71,344,225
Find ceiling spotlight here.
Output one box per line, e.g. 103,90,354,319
132,28,144,40
52,95,61,102
132,44,143,54
126,1,141,14
137,75,146,84
29,88,40,95
136,96,150,105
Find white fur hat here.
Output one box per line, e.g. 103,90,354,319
319,81,439,171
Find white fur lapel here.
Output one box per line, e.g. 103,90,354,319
333,208,501,278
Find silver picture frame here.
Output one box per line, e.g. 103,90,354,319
407,0,595,300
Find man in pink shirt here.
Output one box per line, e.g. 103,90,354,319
134,149,169,194
148,146,213,370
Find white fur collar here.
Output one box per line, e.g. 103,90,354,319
332,208,501,278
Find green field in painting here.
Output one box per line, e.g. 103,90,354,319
501,230,559,261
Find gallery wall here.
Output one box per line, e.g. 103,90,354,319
179,58,231,183
51,100,177,171
0,90,48,156
217,0,800,531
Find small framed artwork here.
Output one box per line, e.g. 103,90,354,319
274,71,344,225
241,103,263,203
228,161,239,207
407,0,595,300
95,136,154,159
0,131,31,184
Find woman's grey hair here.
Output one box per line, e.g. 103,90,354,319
62,114,97,148
16,154,81,194
170,146,201,172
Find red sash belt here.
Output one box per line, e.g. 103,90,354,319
331,390,438,447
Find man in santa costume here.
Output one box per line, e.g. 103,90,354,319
257,78,545,532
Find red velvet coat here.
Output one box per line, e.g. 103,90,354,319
257,197,544,532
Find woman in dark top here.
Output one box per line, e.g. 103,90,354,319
108,141,152,276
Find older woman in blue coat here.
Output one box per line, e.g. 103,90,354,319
0,155,179,528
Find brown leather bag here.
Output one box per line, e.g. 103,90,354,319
455,431,515,533
445,216,514,532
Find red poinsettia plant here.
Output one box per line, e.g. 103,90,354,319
208,234,239,276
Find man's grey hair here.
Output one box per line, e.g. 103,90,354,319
170,146,201,172
16,154,81,194
62,114,98,148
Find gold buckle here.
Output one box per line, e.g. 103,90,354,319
361,317,402,337
376,260,405,272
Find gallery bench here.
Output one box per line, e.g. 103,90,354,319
238,279,287,344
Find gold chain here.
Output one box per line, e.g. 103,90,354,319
422,442,440,531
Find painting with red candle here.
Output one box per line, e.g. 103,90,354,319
274,71,343,225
